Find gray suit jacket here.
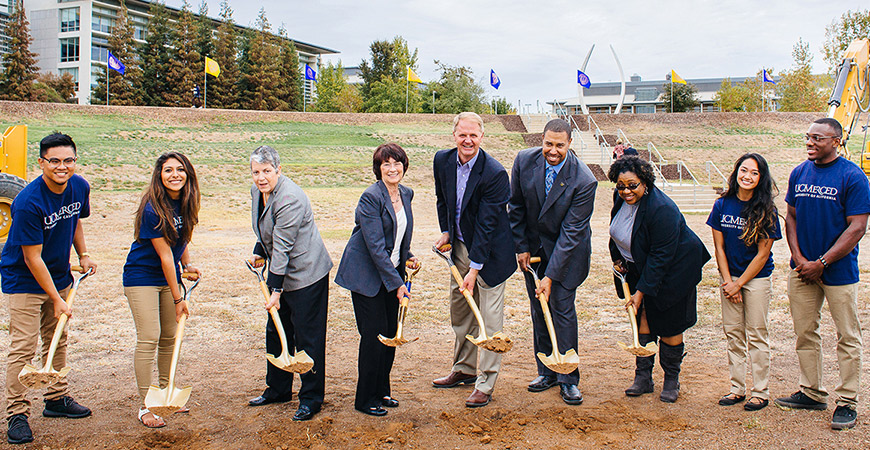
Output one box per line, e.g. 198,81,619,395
334,181,414,297
251,175,333,291
508,148,597,290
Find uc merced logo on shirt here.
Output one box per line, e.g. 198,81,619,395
794,183,838,201
44,202,82,229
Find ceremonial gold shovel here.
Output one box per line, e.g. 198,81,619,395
378,260,422,347
246,259,315,373
144,272,199,417
613,266,657,357
432,245,513,353
18,266,92,389
526,257,579,374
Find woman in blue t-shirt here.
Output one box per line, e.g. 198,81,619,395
707,153,781,411
122,152,201,428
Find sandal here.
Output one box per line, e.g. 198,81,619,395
744,397,769,411
138,408,166,428
718,393,746,406
174,406,190,414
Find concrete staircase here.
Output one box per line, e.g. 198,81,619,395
521,114,549,133
656,183,720,213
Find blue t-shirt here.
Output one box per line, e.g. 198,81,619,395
706,195,781,278
785,158,870,285
1,175,90,294
122,199,187,287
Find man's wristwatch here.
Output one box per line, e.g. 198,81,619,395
271,287,284,294
818,256,829,269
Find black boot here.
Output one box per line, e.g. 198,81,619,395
625,334,656,396
659,342,685,403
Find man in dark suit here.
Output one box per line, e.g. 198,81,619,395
509,119,597,405
432,112,517,408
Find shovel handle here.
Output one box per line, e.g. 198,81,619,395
620,280,643,348
529,257,541,264
529,270,561,355
448,265,489,338
166,313,187,390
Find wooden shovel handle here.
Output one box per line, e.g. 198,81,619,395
448,265,488,335
529,257,541,264
621,280,642,347
258,279,291,356
166,314,187,390
530,271,561,355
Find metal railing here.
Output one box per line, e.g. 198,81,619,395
616,129,632,148
587,114,604,142
704,161,728,190
651,162,671,189
675,160,701,186
646,142,667,165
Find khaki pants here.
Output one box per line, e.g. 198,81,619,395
721,276,771,399
787,270,862,407
449,241,505,395
125,285,177,400
5,287,71,419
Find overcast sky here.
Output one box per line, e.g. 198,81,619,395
168,0,864,112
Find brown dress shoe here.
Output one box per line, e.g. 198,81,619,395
432,371,477,388
465,389,491,407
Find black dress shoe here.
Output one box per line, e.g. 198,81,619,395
248,395,290,407
560,383,583,405
357,405,388,416
382,397,399,408
292,405,318,421
528,375,558,392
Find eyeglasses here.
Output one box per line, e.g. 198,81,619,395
41,157,77,167
805,134,839,143
615,183,641,192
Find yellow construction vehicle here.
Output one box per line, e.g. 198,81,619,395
0,125,29,252
827,38,870,174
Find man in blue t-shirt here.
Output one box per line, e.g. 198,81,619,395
1,133,98,445
774,118,870,431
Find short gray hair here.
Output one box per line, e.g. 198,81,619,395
251,145,280,168
453,112,484,134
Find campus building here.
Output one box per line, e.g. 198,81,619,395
551,74,780,114
23,0,337,105
0,0,14,56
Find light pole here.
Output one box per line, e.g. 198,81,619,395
432,91,436,114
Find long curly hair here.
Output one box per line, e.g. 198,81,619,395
722,153,778,246
134,152,200,246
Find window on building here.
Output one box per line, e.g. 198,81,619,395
92,15,114,34
134,25,146,41
60,37,79,62
91,65,102,91
635,105,656,114
58,67,79,85
92,45,109,63
60,7,79,32
634,88,658,102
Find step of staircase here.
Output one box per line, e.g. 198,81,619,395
521,114,549,134
656,183,719,213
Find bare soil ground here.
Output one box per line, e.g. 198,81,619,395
1,107,869,449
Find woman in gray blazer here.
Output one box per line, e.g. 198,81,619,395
248,145,333,422
335,143,418,417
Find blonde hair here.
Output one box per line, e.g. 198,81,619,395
453,112,484,134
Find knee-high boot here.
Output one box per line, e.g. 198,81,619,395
625,333,656,396
659,341,685,403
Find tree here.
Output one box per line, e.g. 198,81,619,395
139,1,174,105
358,36,418,100
238,9,285,111
313,61,347,112
489,97,515,115
93,0,143,105
37,73,76,102
823,9,870,73
0,3,39,101
276,26,302,110
779,38,827,112
194,1,214,62
660,80,699,112
713,78,756,112
363,76,421,113
333,84,363,112
420,61,487,114
209,0,240,109
164,0,200,107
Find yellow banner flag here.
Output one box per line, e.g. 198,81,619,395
205,57,221,77
670,70,686,84
407,67,422,83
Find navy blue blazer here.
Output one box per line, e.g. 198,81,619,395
335,181,414,297
608,185,711,310
509,148,598,290
434,147,516,287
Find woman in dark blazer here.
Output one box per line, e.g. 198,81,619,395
607,156,710,403
335,143,419,416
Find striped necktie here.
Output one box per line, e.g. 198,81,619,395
545,166,555,196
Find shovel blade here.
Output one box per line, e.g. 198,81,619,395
378,334,419,347
145,385,192,417
536,349,579,375
266,352,295,372
618,341,657,357
288,350,315,374
467,332,513,353
18,364,66,390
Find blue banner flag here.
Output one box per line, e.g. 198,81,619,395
305,64,316,81
107,51,125,75
577,70,591,88
763,69,776,84
490,69,500,89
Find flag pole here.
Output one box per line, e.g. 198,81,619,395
761,71,764,112
204,69,207,109
670,76,673,113
405,66,409,114
107,66,110,106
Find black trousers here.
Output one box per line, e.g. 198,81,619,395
263,274,329,410
351,283,399,410
523,260,579,384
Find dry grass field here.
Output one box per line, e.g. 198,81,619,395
0,103,869,449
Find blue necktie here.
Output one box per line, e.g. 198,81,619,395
545,167,555,196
